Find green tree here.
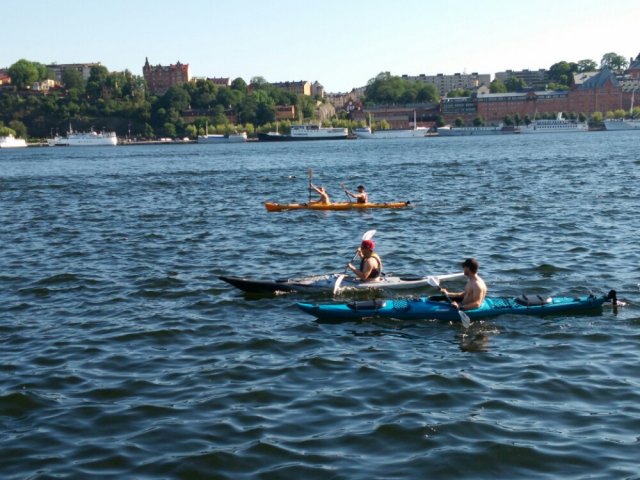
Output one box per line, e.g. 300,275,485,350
577,59,597,72
600,52,628,73
8,59,47,89
447,88,471,98
548,61,577,87
454,117,464,127
504,76,527,92
489,78,507,93
62,67,85,90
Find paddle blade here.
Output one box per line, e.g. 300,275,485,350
426,276,441,289
362,229,376,241
459,310,471,328
332,274,345,296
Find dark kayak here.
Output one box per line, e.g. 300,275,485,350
297,291,617,322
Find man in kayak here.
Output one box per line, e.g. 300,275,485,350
442,258,487,310
309,183,331,205
347,239,382,281
345,185,368,204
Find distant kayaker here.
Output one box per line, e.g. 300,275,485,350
347,239,382,281
309,183,331,205
442,258,487,310
345,185,369,204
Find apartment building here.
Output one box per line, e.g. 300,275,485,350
495,69,549,89
402,72,491,96
47,63,102,83
143,58,190,96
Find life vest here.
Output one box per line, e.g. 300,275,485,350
360,253,382,279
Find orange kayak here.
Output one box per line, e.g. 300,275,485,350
264,201,411,212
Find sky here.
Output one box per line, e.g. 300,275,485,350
3,0,639,93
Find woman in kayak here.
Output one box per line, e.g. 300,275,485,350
442,257,487,310
309,183,331,205
347,239,382,281
345,185,368,204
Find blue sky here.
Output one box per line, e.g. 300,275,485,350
3,0,639,92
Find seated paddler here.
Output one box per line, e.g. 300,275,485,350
440,257,487,310
347,239,382,281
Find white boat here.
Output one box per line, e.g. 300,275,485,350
436,124,513,136
519,113,588,134
198,131,248,143
219,271,465,295
258,123,348,141
353,111,428,139
0,134,27,148
604,88,639,130
47,126,118,146
604,118,640,130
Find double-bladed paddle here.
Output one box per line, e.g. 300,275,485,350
427,276,471,328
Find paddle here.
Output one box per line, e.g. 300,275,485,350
340,183,352,202
335,230,377,294
307,168,313,203
427,276,471,328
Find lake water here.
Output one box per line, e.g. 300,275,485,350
1,132,639,479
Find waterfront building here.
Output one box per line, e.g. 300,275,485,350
143,57,190,96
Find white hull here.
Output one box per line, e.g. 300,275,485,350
290,124,348,139
0,135,27,148
48,130,118,146
604,119,640,131
519,120,588,133
437,125,507,136
353,126,427,139
198,132,247,143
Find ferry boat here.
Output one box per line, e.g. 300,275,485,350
47,126,118,146
519,113,588,134
0,134,27,148
353,111,428,139
436,124,515,136
257,124,348,142
604,118,640,130
198,131,248,143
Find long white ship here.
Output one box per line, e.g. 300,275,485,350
0,134,28,148
353,111,427,139
258,124,348,141
519,113,588,134
436,124,512,136
48,127,118,146
604,118,640,130
198,132,248,143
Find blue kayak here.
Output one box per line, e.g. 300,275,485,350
296,291,617,322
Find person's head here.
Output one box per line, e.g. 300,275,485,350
361,239,375,251
461,258,479,274
357,185,365,192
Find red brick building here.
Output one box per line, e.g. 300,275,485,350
143,57,190,96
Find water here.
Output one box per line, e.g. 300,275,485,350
1,133,639,479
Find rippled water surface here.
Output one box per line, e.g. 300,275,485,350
2,133,639,479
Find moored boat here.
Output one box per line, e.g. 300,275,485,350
264,201,411,212
604,118,640,131
519,113,588,133
219,272,464,295
436,124,514,136
353,111,428,139
47,126,118,146
258,124,348,141
0,134,27,148
198,131,248,143
297,290,617,321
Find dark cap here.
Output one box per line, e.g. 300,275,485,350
461,258,479,273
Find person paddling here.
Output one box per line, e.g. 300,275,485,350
309,183,331,205
441,258,487,310
347,239,382,281
345,185,368,204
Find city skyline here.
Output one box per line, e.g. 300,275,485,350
3,0,640,93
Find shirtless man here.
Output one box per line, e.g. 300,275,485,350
442,258,487,310
309,183,331,205
345,185,368,204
